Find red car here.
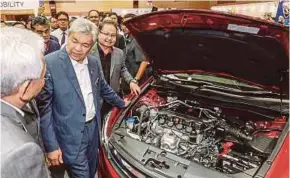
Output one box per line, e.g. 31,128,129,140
98,10,289,178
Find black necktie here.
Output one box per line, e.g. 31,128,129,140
61,31,66,45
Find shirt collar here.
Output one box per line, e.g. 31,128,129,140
70,56,88,66
1,99,25,117
60,28,68,34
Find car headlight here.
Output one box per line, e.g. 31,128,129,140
102,111,112,146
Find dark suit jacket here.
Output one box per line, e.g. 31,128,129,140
1,101,50,178
50,35,59,44
114,33,126,50
90,43,133,93
37,48,125,164
45,39,60,55
21,100,40,144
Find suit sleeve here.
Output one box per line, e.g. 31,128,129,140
36,69,59,152
1,142,51,178
95,58,125,108
120,50,134,85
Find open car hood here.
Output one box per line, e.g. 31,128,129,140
124,10,289,93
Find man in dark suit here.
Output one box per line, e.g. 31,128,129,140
37,18,129,178
50,35,59,44
1,27,50,178
31,16,60,55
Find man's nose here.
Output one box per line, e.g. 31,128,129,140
75,44,82,51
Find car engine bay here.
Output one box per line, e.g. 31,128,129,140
110,85,288,177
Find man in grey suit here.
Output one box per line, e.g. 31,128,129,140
90,19,140,115
1,27,50,178
37,18,129,178
90,19,140,94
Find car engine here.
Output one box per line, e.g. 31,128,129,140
123,89,286,174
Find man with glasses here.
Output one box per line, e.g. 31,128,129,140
51,11,69,46
1,27,50,178
91,19,140,116
50,16,59,32
32,16,60,55
87,10,100,27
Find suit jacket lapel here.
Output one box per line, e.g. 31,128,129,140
91,43,115,79
87,57,102,134
110,49,117,78
91,42,100,59
87,57,98,107
59,48,85,105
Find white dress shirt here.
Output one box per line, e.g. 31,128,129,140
70,57,96,122
51,28,69,46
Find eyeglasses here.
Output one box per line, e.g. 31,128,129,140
20,76,48,102
22,79,33,96
99,31,117,38
58,18,68,22
89,16,99,19
43,77,49,81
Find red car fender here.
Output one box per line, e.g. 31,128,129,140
98,146,120,178
265,133,289,178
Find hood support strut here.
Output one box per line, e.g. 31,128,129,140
279,70,289,116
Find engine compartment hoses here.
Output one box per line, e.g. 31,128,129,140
138,107,149,140
148,100,193,109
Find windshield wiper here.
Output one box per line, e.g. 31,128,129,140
160,75,280,96
162,74,263,91
202,84,279,95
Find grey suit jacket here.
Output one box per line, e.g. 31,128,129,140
1,101,50,178
91,43,133,92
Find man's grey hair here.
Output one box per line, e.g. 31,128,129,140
0,27,44,97
69,17,98,43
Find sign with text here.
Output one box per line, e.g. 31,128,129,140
0,0,39,16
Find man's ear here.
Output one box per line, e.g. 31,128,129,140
18,80,31,102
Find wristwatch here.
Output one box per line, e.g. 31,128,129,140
130,78,138,84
